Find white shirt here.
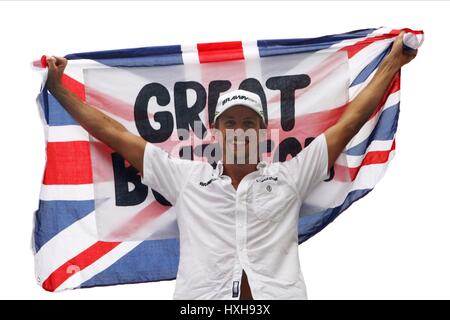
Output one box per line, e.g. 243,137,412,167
141,134,329,300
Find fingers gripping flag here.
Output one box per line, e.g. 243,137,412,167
32,27,423,291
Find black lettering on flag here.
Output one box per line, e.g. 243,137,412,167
174,81,207,139
325,165,335,182
134,83,173,143
179,145,194,160
239,78,268,126
151,189,172,207
304,136,334,181
111,152,148,206
304,136,315,148
194,143,221,164
259,139,273,157
112,152,173,207
207,80,232,126
266,74,311,131
274,137,302,162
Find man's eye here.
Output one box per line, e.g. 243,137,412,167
244,121,256,127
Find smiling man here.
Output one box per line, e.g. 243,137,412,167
44,32,417,300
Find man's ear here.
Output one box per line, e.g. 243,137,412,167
210,123,218,142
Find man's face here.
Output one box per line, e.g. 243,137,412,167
214,105,265,165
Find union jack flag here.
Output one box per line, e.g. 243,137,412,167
33,27,423,292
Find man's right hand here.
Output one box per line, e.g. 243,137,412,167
42,55,147,174
45,56,68,93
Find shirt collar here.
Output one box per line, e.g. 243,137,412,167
214,160,224,177
213,160,268,177
256,161,268,171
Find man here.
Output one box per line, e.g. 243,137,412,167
45,32,417,299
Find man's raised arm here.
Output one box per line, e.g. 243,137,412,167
325,32,418,170
45,56,146,173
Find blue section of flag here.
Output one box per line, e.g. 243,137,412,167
350,45,391,87
34,200,95,252
257,28,376,57
346,103,399,156
33,27,416,291
38,89,49,125
80,239,180,288
42,94,79,126
65,45,184,67
298,188,372,244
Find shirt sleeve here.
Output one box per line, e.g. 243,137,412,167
141,142,196,205
279,133,329,199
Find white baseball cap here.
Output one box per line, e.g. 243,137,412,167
213,89,265,125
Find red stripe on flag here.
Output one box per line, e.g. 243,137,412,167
86,86,138,122
197,41,244,63
33,60,44,68
61,74,145,122
341,34,396,59
342,28,423,59
334,139,396,182
265,75,399,163
42,241,121,292
369,72,400,120
267,50,348,108
41,198,170,292
62,74,86,101
106,200,171,239
43,141,93,185
390,28,423,35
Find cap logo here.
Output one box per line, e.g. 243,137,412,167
222,95,258,106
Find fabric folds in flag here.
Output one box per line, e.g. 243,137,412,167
32,27,423,291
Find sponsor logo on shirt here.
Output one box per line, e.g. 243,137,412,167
199,177,219,187
256,176,278,183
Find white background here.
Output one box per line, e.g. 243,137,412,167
0,1,449,300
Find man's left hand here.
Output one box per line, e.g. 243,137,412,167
386,31,418,70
